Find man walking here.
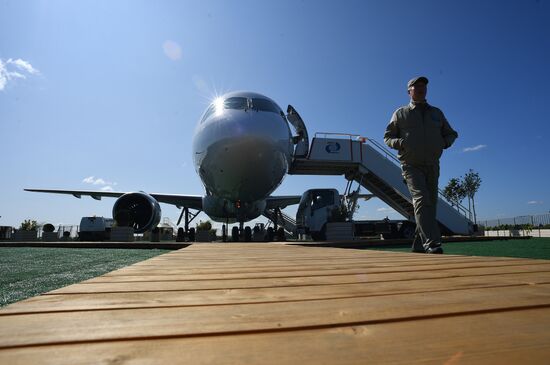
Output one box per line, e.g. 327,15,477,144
384,76,458,254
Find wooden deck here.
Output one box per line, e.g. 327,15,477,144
1,243,550,364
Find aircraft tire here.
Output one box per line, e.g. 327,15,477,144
276,227,285,241
232,226,239,242
244,226,252,241
266,227,274,242
176,227,185,242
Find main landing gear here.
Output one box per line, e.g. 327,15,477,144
222,222,274,242
229,221,252,242
176,207,200,242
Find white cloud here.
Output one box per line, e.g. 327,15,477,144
462,144,487,152
9,58,39,75
82,176,117,186
527,200,543,205
163,40,182,61
0,58,40,91
101,186,114,192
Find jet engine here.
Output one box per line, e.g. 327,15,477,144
112,192,161,233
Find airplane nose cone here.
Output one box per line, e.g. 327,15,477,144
194,111,292,202
201,135,288,201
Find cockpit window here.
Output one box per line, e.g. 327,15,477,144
224,97,248,110
251,98,280,114
201,96,282,123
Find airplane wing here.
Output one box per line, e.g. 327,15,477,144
265,195,302,210
24,189,203,210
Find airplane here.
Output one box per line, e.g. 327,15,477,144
26,91,310,240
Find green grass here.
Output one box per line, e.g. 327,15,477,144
362,237,550,260
0,247,169,307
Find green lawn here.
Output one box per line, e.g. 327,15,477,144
0,247,169,307
363,237,550,260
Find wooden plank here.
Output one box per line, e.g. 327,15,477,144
102,258,548,277
3,277,550,315
1,284,550,348
83,260,550,281
2,264,549,315
1,308,550,364
42,271,550,294
82,263,550,283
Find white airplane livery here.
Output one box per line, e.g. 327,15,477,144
26,91,308,235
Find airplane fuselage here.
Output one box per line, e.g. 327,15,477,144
192,91,293,222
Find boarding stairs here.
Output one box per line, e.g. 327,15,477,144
263,209,298,236
288,133,474,235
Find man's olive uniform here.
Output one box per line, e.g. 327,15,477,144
384,98,458,251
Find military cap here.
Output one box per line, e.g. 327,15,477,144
407,76,429,88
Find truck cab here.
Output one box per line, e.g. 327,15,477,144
296,188,416,241
296,189,340,240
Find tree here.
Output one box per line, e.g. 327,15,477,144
19,219,37,231
196,220,212,231
462,169,482,224
442,177,466,208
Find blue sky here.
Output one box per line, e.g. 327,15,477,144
1,0,549,229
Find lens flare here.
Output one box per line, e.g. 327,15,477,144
214,97,225,116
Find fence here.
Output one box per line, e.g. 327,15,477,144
481,213,550,238
481,213,550,229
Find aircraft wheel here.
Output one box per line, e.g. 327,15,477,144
266,227,274,241
188,228,196,242
232,226,239,242
276,227,286,241
222,224,227,242
176,227,185,242
244,226,252,241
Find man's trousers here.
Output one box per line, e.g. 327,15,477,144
402,163,442,250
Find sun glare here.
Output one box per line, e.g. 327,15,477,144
214,97,225,116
